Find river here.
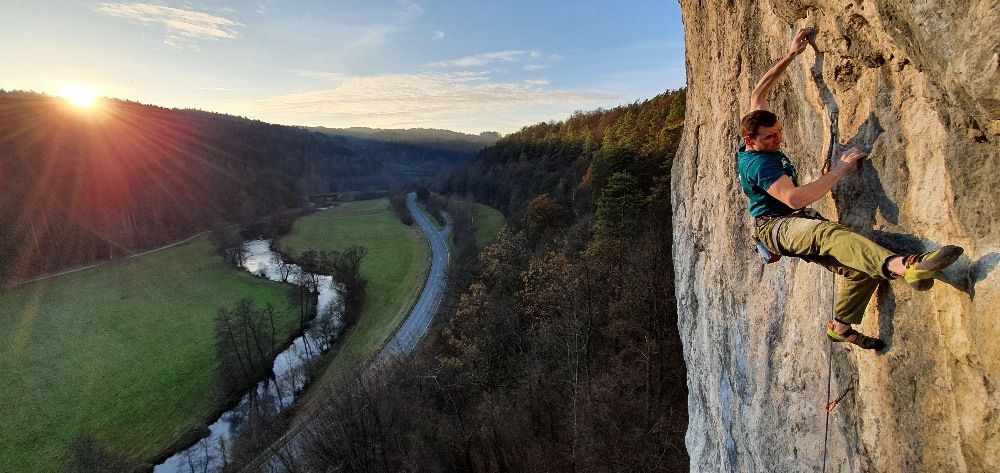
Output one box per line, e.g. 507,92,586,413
153,239,342,473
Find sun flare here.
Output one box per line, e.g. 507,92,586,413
58,83,99,107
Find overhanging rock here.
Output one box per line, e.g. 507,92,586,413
672,1,1000,471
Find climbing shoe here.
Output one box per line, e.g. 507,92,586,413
826,320,884,350
902,245,964,291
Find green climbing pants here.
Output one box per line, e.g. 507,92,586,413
758,217,897,325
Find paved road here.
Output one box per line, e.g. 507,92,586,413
371,192,452,367
242,192,451,473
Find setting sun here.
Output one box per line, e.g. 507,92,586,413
58,83,98,107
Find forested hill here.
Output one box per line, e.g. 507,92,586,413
437,89,685,219
0,91,479,285
309,126,499,186
294,89,690,471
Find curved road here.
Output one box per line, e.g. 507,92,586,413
372,192,451,367
242,192,450,473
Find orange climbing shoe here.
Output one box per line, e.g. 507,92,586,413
902,245,964,291
826,320,884,350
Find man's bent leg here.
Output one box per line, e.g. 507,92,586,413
835,273,881,325
777,218,897,280
797,254,880,325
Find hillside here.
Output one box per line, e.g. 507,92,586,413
438,91,684,217
309,126,499,185
673,1,999,471
285,90,691,471
0,92,482,285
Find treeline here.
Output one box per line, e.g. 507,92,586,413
288,89,689,471
311,127,499,187
0,92,483,285
438,90,685,219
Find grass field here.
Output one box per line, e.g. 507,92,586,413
278,198,429,382
0,237,301,472
471,202,505,250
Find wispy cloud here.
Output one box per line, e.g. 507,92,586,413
227,73,615,132
447,71,493,82
287,69,349,82
426,50,540,68
255,0,274,14
94,2,241,48
433,30,445,40
313,2,424,58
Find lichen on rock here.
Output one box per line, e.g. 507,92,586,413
672,1,999,471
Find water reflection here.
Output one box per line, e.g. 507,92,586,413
154,240,343,473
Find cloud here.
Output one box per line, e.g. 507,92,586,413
287,69,349,82
426,50,535,68
306,3,424,58
447,71,493,82
226,73,616,133
95,2,241,48
255,1,274,14
433,30,445,40
524,79,550,86
198,86,230,91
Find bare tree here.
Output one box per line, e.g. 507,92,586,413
214,298,278,396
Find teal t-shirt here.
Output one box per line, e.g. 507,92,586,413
736,143,798,218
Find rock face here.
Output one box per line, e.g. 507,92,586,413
671,1,1000,472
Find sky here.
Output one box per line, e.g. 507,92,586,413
1,1,686,134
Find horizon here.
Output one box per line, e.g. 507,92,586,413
2,1,686,134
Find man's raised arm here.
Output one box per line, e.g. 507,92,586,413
749,27,813,112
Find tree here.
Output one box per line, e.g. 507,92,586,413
208,222,245,266
388,189,414,225
214,298,278,396
593,172,646,242
522,194,571,247
416,185,431,202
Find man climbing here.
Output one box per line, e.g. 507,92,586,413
737,26,964,350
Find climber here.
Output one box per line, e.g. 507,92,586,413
737,26,963,350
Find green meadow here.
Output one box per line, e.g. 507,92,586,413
471,202,505,250
279,198,429,381
0,198,500,472
0,237,300,472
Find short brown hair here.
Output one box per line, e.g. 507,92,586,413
740,110,777,138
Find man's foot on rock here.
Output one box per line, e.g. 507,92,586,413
902,245,964,291
826,320,884,350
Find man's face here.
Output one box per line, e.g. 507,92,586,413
745,121,783,152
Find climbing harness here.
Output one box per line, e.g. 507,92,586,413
752,208,827,264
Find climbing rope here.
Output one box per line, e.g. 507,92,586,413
821,270,858,472
821,270,836,473
822,336,833,472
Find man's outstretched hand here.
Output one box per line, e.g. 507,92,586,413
837,147,867,173
788,26,813,57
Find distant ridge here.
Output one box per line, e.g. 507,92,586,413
309,126,499,149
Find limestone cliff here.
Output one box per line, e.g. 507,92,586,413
671,1,1000,471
